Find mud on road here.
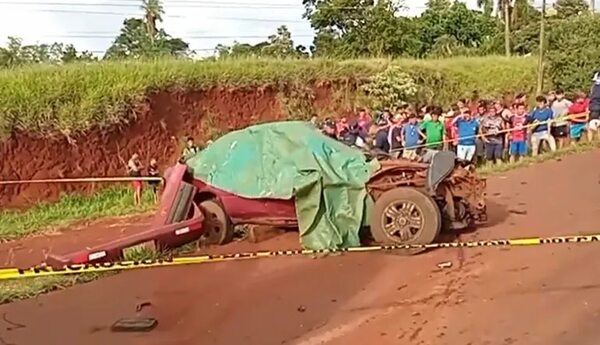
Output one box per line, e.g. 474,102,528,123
2,150,600,345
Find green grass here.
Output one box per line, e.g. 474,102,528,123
0,186,156,241
478,140,600,176
0,273,109,305
0,56,538,135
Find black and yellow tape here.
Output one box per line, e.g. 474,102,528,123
1,232,599,280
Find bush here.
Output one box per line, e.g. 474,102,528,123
0,56,538,136
547,14,600,92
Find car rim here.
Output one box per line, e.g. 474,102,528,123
208,212,222,237
381,200,424,243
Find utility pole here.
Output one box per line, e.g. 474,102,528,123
536,0,546,94
504,0,511,56
592,0,595,12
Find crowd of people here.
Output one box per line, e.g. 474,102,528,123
124,78,600,205
312,87,600,165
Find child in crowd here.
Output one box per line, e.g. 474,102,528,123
127,153,144,206
550,89,572,149
401,114,421,161
480,105,506,165
567,92,589,142
420,106,445,151
453,109,479,162
509,104,528,163
528,95,556,156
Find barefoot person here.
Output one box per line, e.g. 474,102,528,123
127,153,144,206
148,158,161,205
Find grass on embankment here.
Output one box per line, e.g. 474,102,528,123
0,56,538,136
0,186,155,241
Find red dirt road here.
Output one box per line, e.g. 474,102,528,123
2,150,600,345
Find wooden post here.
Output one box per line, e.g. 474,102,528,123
536,0,546,94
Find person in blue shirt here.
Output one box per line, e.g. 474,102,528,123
452,109,480,162
401,114,421,161
527,95,556,156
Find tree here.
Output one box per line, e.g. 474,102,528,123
104,18,190,59
141,0,164,39
553,0,589,18
304,0,421,58
0,36,95,68
215,26,308,59
418,1,497,56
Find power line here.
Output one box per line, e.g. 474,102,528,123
0,1,308,9
40,34,314,39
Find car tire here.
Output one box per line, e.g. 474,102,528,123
198,199,234,245
370,187,442,255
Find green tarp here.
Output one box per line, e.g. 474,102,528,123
186,121,380,250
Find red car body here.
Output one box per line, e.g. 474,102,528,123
190,177,298,227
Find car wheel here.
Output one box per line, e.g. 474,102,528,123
198,199,234,245
370,187,442,255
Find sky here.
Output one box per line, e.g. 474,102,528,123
0,0,552,57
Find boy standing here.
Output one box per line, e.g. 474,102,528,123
181,136,200,163
401,114,421,161
509,104,529,163
528,95,557,156
550,89,572,148
480,108,505,165
419,106,445,151
453,109,479,162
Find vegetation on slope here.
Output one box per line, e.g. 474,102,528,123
0,56,537,135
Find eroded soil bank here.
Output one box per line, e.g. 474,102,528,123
0,84,359,207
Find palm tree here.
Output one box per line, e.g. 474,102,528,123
141,0,164,40
477,0,511,55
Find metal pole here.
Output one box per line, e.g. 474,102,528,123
504,0,511,57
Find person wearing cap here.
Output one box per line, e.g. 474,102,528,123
588,71,600,141
127,153,144,206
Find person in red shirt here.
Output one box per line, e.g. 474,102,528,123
444,105,460,151
508,103,529,163
567,92,590,142
356,108,372,133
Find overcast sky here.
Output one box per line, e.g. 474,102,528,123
0,0,545,57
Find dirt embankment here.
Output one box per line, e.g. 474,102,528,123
0,84,354,207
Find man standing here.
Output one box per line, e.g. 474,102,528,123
550,89,572,148
419,106,445,151
453,109,479,162
528,95,557,156
588,71,600,141
480,108,506,165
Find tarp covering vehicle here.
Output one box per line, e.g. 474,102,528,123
187,121,380,250
186,121,487,251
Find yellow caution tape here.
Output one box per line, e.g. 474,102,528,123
1,232,599,280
